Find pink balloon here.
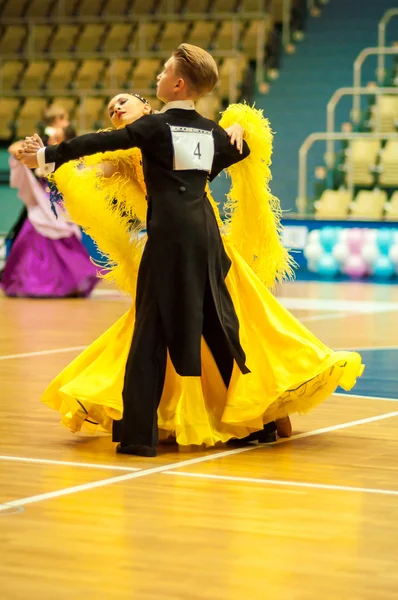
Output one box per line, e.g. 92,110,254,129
344,254,368,278
346,228,364,254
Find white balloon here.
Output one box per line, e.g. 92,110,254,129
304,241,323,261
363,229,378,244
306,258,318,272
332,242,349,263
388,244,398,266
361,242,380,268
338,229,350,243
307,229,321,243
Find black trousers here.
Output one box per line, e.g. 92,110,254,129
112,264,234,448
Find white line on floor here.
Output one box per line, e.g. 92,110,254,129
0,346,87,361
338,345,398,352
333,392,398,403
0,455,140,472
1,411,397,513
278,297,398,313
267,411,398,445
300,312,352,323
0,314,369,361
163,471,398,496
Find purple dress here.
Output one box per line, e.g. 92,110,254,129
1,157,98,298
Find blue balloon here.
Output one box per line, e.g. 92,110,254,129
316,253,339,277
319,227,339,253
376,229,395,255
373,255,395,278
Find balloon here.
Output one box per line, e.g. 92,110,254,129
319,227,339,252
304,241,323,262
343,254,368,278
373,255,395,278
332,242,349,264
363,228,378,244
316,253,339,277
388,244,398,266
306,258,318,272
376,229,395,255
338,228,350,243
307,229,321,244
361,242,380,269
346,228,364,254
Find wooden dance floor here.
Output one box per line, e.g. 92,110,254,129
1,281,398,600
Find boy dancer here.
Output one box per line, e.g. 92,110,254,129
20,44,253,456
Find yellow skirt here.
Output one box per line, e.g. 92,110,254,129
41,240,364,446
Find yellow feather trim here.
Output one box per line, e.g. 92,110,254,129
219,103,296,288
50,148,148,295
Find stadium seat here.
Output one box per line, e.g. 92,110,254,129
196,93,221,120
103,24,134,53
45,60,77,91
218,55,247,98
371,95,398,133
103,0,131,15
187,21,217,48
240,0,267,10
314,189,352,218
74,59,106,90
104,59,134,89
49,25,81,53
19,61,51,91
51,96,79,118
77,0,105,16
182,0,210,12
24,0,54,18
0,26,27,55
74,97,106,132
379,140,398,187
16,98,48,138
214,21,244,51
347,139,381,186
131,59,162,90
75,24,107,53
384,191,398,220
241,17,272,59
350,189,386,219
211,0,237,11
132,23,162,51
0,61,25,92
159,22,190,51
29,25,55,53
0,98,20,139
1,0,25,18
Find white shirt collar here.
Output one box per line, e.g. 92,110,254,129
159,100,195,113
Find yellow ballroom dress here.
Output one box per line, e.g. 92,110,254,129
41,105,364,446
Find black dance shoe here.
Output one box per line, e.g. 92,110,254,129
116,443,157,457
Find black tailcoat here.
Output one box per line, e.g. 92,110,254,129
45,108,250,376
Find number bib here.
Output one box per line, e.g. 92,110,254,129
169,125,214,172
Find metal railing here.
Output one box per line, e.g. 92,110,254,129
297,131,398,215
326,86,398,167
377,8,398,83
352,47,398,123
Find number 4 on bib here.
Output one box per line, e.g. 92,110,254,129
194,143,202,159
169,125,214,172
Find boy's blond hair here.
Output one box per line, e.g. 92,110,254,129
172,43,218,97
42,103,68,126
